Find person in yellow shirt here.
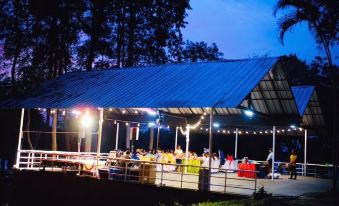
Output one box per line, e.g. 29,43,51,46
289,149,297,180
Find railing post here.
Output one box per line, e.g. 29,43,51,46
141,163,145,184
15,108,25,169
224,169,227,193
180,164,184,188
254,172,257,192
124,161,128,182
161,164,164,186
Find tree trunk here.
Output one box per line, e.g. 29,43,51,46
51,109,57,151
11,46,19,94
126,1,136,67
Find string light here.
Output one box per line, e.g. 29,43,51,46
122,110,126,114
222,130,226,133
109,108,113,111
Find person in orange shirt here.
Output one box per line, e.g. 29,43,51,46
289,149,298,180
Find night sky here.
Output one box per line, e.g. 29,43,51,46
183,0,339,64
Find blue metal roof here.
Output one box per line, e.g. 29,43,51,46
291,86,315,116
1,57,280,109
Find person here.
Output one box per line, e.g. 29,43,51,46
266,148,273,172
289,149,297,180
174,145,183,158
201,152,209,167
218,149,225,166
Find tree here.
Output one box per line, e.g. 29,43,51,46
274,0,339,192
273,0,338,67
181,41,224,63
0,0,31,94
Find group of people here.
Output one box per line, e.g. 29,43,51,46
265,148,298,179
112,145,235,172
111,145,299,179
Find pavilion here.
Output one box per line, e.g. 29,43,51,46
0,57,326,183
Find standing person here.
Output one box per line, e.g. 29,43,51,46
174,145,183,158
218,149,225,167
289,149,298,180
266,148,273,173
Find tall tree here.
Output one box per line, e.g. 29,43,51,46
181,41,224,63
273,0,338,67
274,0,339,191
0,0,31,93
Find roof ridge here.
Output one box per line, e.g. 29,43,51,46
63,56,281,75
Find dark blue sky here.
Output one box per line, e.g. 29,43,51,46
183,0,339,64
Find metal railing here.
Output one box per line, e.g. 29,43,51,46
16,150,258,194
105,157,258,193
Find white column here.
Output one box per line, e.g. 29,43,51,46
235,128,239,159
115,123,120,150
208,108,213,189
156,126,160,150
304,129,308,176
15,108,25,169
185,124,190,173
96,108,104,157
126,123,131,149
272,125,276,181
174,126,179,150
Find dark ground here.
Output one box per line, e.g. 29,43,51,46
1,170,339,206
0,170,247,206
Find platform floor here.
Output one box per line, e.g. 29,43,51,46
154,172,333,196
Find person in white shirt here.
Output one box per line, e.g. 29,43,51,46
174,145,183,158
266,148,273,172
201,152,210,167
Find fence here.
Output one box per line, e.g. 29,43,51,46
16,149,258,194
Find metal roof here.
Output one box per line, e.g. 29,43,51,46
292,86,314,116
292,86,325,127
1,57,282,109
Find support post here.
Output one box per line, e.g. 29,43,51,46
272,125,276,181
125,123,131,149
208,108,213,190
115,123,120,150
235,128,239,159
15,108,25,169
304,129,308,176
96,108,104,157
156,126,160,151
175,126,179,150
185,124,190,173
149,126,154,151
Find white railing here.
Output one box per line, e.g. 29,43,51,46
15,150,258,194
